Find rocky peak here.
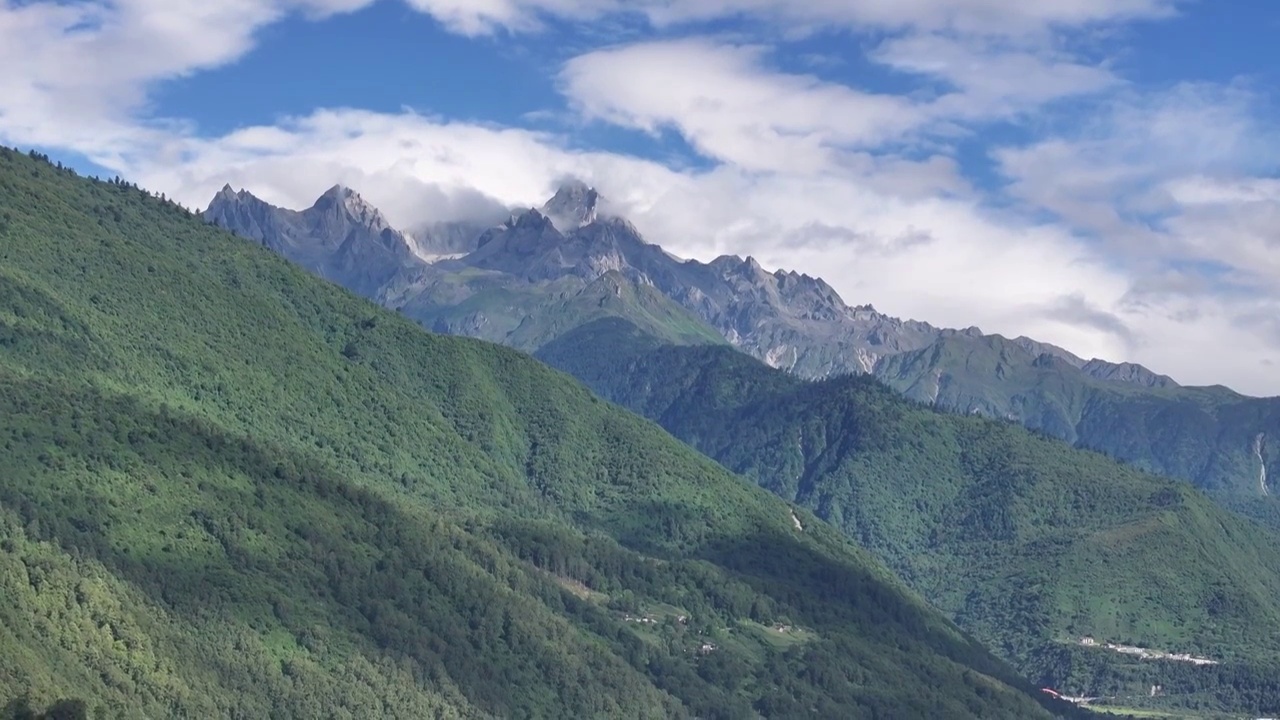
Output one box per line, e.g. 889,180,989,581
203,185,285,243
207,184,265,209
311,184,390,234
514,208,555,231
542,179,600,232
1013,336,1086,367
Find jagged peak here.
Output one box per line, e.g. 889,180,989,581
308,183,391,232
320,183,355,200
542,178,601,232
1080,358,1180,388
510,208,555,230
205,184,268,214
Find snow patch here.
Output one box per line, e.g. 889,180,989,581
412,251,468,264
764,344,797,370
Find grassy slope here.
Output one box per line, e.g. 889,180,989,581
537,318,1280,715
0,149,1072,719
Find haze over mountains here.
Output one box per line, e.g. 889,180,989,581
206,180,1280,503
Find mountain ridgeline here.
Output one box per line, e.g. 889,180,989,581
205,181,1280,504
0,149,1085,717
537,317,1280,716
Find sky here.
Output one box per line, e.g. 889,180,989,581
3,0,1280,395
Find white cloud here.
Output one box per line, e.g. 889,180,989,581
991,81,1280,391
8,0,1280,395
560,39,925,173
632,0,1183,36
400,0,621,35
993,83,1279,268
872,34,1122,115
396,0,1184,38
0,0,378,159
558,34,1123,175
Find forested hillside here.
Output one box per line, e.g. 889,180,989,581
538,318,1280,717
0,148,1082,718
872,333,1280,507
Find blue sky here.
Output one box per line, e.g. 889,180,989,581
2,0,1279,393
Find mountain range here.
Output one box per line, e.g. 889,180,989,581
2,147,1088,718
205,180,1280,506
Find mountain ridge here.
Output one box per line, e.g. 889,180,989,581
203,181,1280,501
204,180,1176,389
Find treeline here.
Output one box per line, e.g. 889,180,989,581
0,146,199,216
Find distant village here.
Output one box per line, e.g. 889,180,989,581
1079,636,1219,665
1040,638,1223,709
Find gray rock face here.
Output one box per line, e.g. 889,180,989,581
540,179,600,232
205,184,418,296
406,220,491,260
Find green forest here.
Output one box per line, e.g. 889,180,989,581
538,317,1280,716
0,148,1093,717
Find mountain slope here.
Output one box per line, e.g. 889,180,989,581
537,318,1280,716
0,148,1077,718
874,334,1280,503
